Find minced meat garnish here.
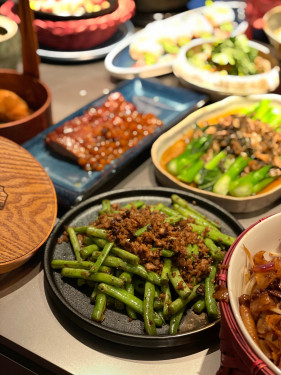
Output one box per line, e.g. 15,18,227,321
93,204,219,287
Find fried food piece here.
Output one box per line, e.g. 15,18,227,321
0,89,31,123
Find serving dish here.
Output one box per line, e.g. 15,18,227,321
0,15,21,69
37,20,134,63
151,94,281,214
225,212,281,374
0,137,57,274
31,0,118,21
44,187,243,347
263,5,281,61
0,0,135,51
173,37,280,99
23,78,207,209
104,1,248,79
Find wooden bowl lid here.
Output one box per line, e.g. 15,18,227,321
0,136,57,273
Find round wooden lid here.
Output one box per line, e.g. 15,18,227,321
0,136,57,273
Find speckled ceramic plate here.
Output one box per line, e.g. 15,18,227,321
44,187,243,347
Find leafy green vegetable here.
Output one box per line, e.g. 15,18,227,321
187,35,260,76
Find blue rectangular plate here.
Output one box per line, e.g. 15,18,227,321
23,78,208,208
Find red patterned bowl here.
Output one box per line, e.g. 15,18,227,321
0,0,135,51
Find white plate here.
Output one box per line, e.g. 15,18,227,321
104,1,248,79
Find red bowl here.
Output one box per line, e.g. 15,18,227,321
0,0,135,51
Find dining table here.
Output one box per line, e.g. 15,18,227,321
1,40,281,375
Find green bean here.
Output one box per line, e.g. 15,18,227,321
66,227,82,262
61,268,124,288
162,284,172,319
143,281,157,335
205,265,218,319
134,225,149,237
126,282,137,320
90,283,99,302
204,238,225,262
100,199,111,213
119,272,132,284
83,236,95,246
122,200,145,209
169,307,185,334
91,237,107,248
86,226,107,239
161,258,172,286
73,226,88,233
190,223,235,246
160,249,175,258
92,237,140,264
90,242,114,273
98,283,144,315
154,310,165,327
91,292,107,322
111,247,140,265
51,259,112,274
192,298,206,314
121,262,161,286
154,287,164,310
169,266,191,299
173,203,219,231
168,284,200,316
80,244,99,260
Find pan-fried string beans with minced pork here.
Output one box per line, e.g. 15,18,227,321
51,194,235,335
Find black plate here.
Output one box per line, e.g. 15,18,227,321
44,187,244,347
32,0,118,21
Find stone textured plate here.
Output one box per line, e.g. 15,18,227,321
44,187,243,347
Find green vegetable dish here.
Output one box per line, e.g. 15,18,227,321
166,99,281,197
51,194,236,335
186,35,272,76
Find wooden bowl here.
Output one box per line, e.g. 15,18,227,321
0,69,52,144
0,136,57,274
151,94,281,214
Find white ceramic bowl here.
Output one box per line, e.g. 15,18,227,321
151,94,281,213
173,38,280,99
228,212,281,375
0,15,21,69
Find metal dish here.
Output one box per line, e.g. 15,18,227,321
44,187,243,347
151,94,281,214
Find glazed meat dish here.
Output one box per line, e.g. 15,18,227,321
45,92,163,172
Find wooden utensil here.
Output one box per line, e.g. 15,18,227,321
18,0,40,79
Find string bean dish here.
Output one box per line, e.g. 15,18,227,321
51,194,236,335
239,247,281,369
165,99,281,197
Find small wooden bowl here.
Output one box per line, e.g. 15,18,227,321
0,69,52,144
0,136,57,274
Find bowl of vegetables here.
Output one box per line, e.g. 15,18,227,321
217,212,281,374
172,35,280,99
151,94,281,213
